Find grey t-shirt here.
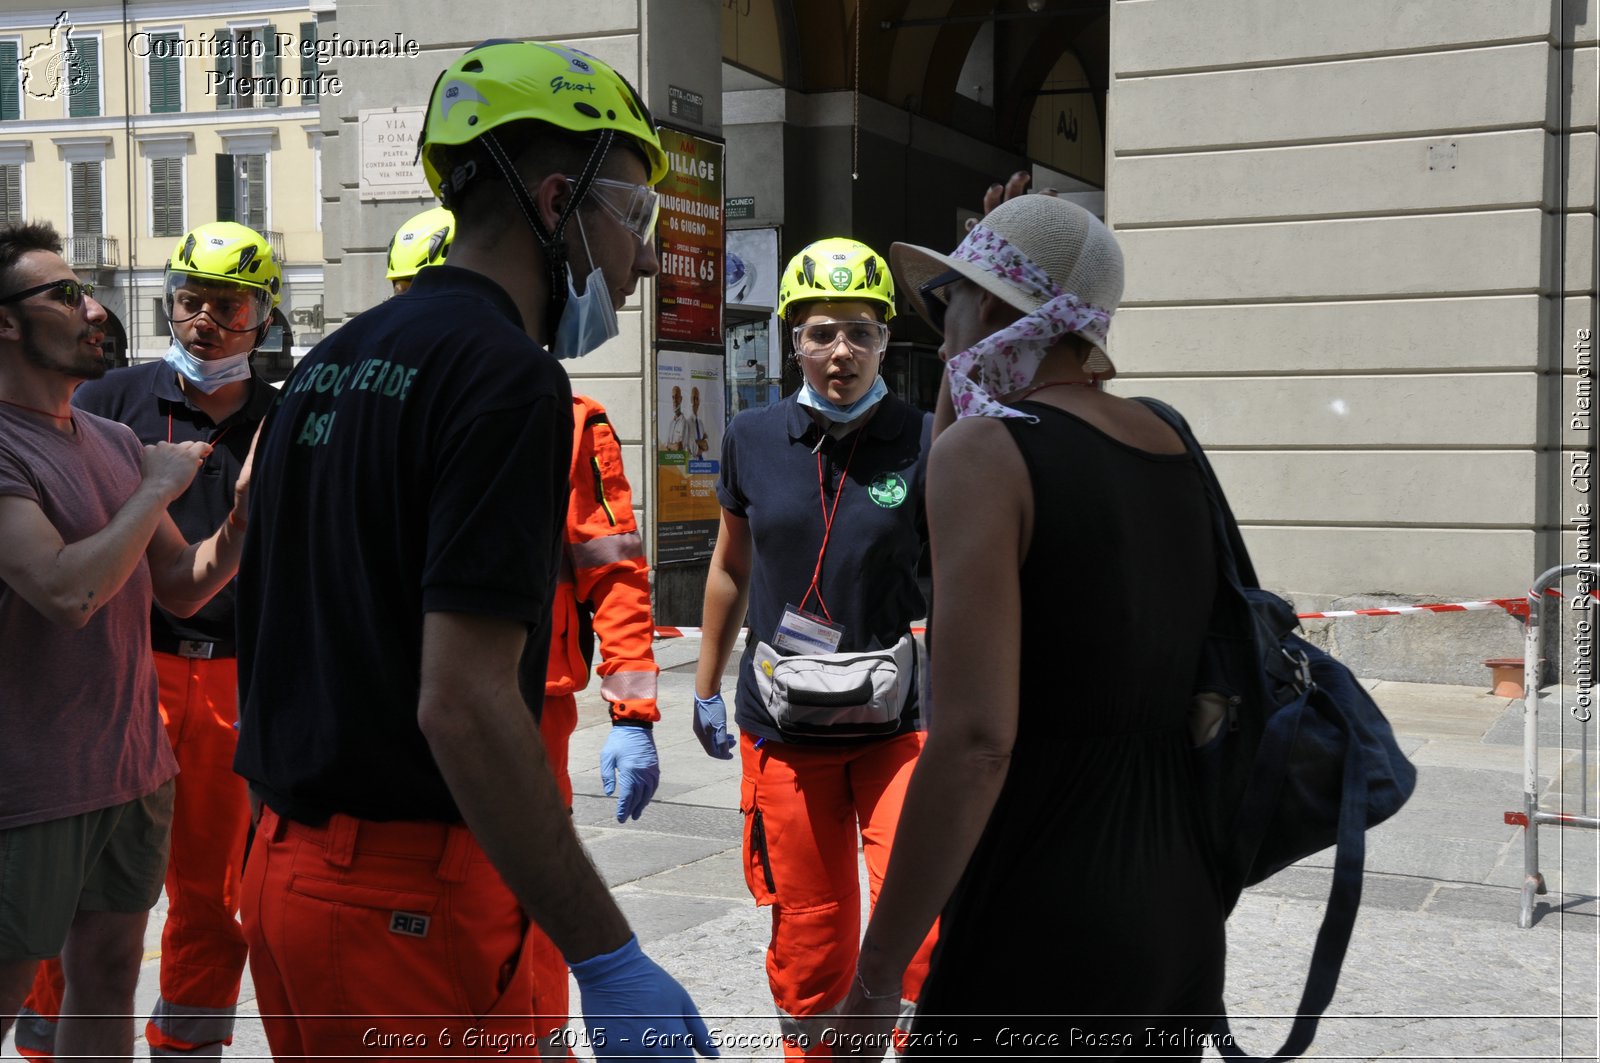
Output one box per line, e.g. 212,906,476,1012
0,405,175,829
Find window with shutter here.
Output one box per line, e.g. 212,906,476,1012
235,31,256,108
0,165,21,226
152,157,184,237
215,154,236,222
240,154,266,230
299,22,318,102
0,41,20,122
148,32,180,113
261,24,279,105
215,50,233,109
68,37,100,117
70,161,103,235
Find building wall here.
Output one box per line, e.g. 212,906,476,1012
0,1,325,363
1104,0,1596,652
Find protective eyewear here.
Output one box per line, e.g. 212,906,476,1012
0,279,96,308
570,176,660,244
917,270,964,336
164,273,272,333
791,319,890,357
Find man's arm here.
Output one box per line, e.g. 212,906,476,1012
419,610,632,960
144,422,257,617
0,440,207,629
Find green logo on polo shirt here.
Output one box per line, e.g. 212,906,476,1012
868,472,908,508
829,267,852,292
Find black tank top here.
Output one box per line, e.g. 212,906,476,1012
910,401,1227,1056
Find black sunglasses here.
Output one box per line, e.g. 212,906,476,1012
0,279,97,308
917,270,964,335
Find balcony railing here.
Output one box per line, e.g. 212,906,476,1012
262,229,286,264
68,234,119,270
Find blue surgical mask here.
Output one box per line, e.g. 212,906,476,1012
796,375,888,423
162,336,252,394
551,215,620,360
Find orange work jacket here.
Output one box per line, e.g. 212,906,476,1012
545,395,659,723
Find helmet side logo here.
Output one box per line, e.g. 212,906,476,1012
544,45,597,76
439,80,489,119
550,75,597,95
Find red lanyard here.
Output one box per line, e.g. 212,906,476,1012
799,429,862,621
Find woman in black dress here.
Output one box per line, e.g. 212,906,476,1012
836,194,1225,1059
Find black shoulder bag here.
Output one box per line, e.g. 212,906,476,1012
1137,397,1419,1062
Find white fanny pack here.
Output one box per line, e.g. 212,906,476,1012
752,633,919,738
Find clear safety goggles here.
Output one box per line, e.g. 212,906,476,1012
570,176,660,244
164,273,273,333
792,319,890,357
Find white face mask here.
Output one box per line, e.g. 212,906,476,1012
796,375,889,423
162,336,252,394
551,214,620,361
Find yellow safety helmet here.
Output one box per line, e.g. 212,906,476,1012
778,238,896,322
386,206,455,282
164,222,282,333
419,39,667,203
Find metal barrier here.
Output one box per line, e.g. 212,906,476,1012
1504,563,1599,928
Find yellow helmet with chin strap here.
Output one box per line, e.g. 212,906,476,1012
418,40,667,202
387,206,455,282
165,221,282,334
778,238,896,322
416,40,667,340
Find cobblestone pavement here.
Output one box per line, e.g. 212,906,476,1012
6,639,1596,1060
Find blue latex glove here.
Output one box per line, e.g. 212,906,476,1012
570,935,718,1060
691,693,736,760
600,725,660,823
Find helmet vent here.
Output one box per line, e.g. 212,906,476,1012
463,59,483,72
574,101,601,119
607,109,616,120
467,115,478,125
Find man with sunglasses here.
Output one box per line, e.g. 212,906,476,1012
11,222,283,1061
0,221,251,1059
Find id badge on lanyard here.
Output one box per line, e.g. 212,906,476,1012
785,429,863,654
774,603,845,655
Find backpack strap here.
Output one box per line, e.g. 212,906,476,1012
1137,395,1367,1063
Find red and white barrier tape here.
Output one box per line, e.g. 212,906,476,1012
655,592,1598,638
1297,598,1530,620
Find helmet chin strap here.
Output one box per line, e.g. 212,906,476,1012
480,129,614,344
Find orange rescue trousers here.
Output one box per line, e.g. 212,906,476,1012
16,652,249,1060
739,730,939,1059
241,807,539,1059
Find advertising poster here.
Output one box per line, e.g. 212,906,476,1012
655,128,725,346
725,227,779,311
656,349,726,563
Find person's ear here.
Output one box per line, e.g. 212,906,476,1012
532,172,571,233
0,306,21,343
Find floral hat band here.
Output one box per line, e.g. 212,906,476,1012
944,224,1113,421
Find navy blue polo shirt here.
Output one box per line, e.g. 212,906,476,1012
718,392,932,744
234,265,573,824
73,361,275,653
